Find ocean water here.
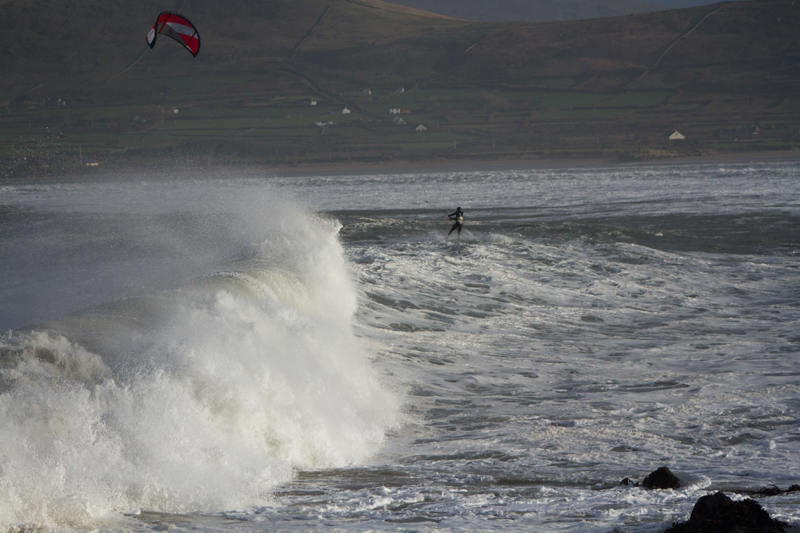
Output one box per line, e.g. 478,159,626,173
0,161,798,532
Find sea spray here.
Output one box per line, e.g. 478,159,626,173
0,193,401,529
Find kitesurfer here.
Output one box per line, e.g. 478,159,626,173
447,207,464,236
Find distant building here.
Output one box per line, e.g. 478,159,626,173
297,98,317,106
341,107,351,114
393,117,406,125
669,130,685,140
389,87,405,94
415,124,427,132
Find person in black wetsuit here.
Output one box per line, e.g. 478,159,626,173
447,207,464,236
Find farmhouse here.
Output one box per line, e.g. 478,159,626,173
415,124,427,132
669,130,685,140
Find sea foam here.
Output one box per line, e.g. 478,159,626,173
0,187,400,529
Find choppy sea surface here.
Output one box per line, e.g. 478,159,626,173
0,161,798,532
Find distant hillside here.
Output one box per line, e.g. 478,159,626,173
378,0,660,22
0,0,459,95
380,0,751,22
0,0,798,174
650,0,746,7
2,0,794,97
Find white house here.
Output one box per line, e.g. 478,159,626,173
389,108,401,114
415,124,427,132
669,130,685,140
341,107,351,114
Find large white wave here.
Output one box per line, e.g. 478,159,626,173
0,186,401,530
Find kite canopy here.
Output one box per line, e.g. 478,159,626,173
146,12,200,57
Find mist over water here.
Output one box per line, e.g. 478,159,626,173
0,161,799,532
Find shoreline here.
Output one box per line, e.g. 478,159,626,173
3,149,799,183
264,149,800,178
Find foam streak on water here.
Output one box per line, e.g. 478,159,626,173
0,161,799,532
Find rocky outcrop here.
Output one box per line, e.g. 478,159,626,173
642,466,681,490
666,492,787,533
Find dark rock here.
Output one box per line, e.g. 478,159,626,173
642,466,680,490
745,484,800,497
756,485,783,497
666,492,786,533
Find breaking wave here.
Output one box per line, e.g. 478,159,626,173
0,194,401,529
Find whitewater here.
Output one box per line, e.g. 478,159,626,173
0,160,798,532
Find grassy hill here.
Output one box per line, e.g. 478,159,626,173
1,0,798,176
650,0,747,7
371,0,661,23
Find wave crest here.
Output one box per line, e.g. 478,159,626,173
0,202,399,529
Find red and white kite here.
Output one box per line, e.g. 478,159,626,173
146,12,200,57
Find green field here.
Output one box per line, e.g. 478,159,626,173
2,81,797,175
